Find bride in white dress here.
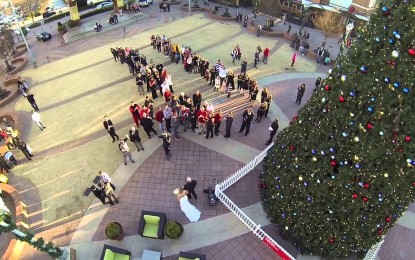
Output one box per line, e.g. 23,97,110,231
174,188,201,222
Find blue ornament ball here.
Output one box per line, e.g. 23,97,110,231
329,147,335,152
393,30,398,35
384,77,391,83
403,87,409,93
381,6,388,12
360,66,367,73
304,182,308,187
375,37,380,42
393,82,400,88
281,213,286,218
389,38,395,44
371,97,376,101
349,91,355,97
368,107,374,113
342,132,348,137
311,149,317,154
350,121,355,126
276,185,280,189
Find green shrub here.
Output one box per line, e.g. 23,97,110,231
67,19,81,29
44,12,70,24
105,222,123,240
80,6,113,19
164,221,183,239
27,22,41,29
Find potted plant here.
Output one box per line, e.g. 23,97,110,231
164,220,183,239
105,222,124,241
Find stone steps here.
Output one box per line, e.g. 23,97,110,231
65,13,149,44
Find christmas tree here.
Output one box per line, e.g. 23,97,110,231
262,0,415,258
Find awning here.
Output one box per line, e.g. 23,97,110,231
353,13,370,22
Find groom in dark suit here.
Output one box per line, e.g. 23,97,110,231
183,177,198,200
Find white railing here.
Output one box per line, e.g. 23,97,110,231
363,236,385,260
215,142,295,260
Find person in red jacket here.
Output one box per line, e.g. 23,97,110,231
155,107,165,133
214,110,223,136
129,102,141,127
197,107,208,135
262,47,270,64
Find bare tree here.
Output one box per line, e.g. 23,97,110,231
19,0,46,24
312,11,344,46
0,29,15,71
259,0,282,17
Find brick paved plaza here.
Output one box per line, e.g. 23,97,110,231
1,6,414,260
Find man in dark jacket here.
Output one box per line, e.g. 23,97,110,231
159,132,171,159
14,137,33,160
266,119,279,145
103,115,119,142
224,111,234,138
239,108,255,136
91,184,107,205
183,177,198,200
128,126,144,151
140,116,158,138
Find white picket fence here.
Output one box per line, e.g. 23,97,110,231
363,236,385,260
215,143,295,260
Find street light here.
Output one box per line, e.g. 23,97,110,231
8,0,37,68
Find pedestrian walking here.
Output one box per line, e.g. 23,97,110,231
239,107,255,136
240,58,248,76
31,110,46,131
91,184,108,205
26,93,39,111
110,48,118,62
128,126,145,151
183,177,198,200
266,119,279,145
224,111,234,138
295,84,306,105
291,52,297,67
119,138,135,165
103,115,119,142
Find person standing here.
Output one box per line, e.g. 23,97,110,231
214,110,223,136
254,51,260,69
99,170,116,191
255,102,267,123
205,113,214,139
159,132,172,159
282,13,287,25
110,48,118,62
197,107,207,135
128,126,144,151
189,106,197,133
119,137,135,165
102,182,120,205
180,105,191,132
144,96,154,119
136,73,145,95
163,105,172,132
31,110,46,131
262,47,270,64
193,90,202,112
103,115,119,142
291,52,297,67
224,111,234,138
240,58,248,76
155,107,165,133
295,84,306,105
266,119,279,145
183,177,198,200
315,77,322,89
317,47,325,64
287,24,291,35
14,137,33,160
140,115,158,138
171,111,180,140
129,103,141,127
256,24,262,37
26,92,39,111
239,108,255,136
91,184,107,205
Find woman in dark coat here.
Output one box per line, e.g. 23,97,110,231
226,71,235,90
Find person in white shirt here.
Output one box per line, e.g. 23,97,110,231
119,138,135,165
218,65,228,86
99,170,116,191
31,110,45,131
165,72,174,93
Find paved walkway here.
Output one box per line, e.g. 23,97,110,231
2,5,414,260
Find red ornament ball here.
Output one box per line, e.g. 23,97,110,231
329,237,335,244
396,146,404,153
409,48,415,57
405,135,411,142
362,196,368,202
378,228,383,235
364,182,370,189
385,216,391,222
339,96,345,103
367,123,373,130
393,131,399,138
324,85,331,91
289,145,296,151
412,181,415,187
352,193,358,199
330,160,337,166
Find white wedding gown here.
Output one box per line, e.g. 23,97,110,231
180,196,201,222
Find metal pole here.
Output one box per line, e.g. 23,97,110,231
8,0,37,68
188,0,191,15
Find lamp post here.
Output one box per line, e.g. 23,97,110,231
8,0,37,68
188,0,191,15
301,5,309,29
